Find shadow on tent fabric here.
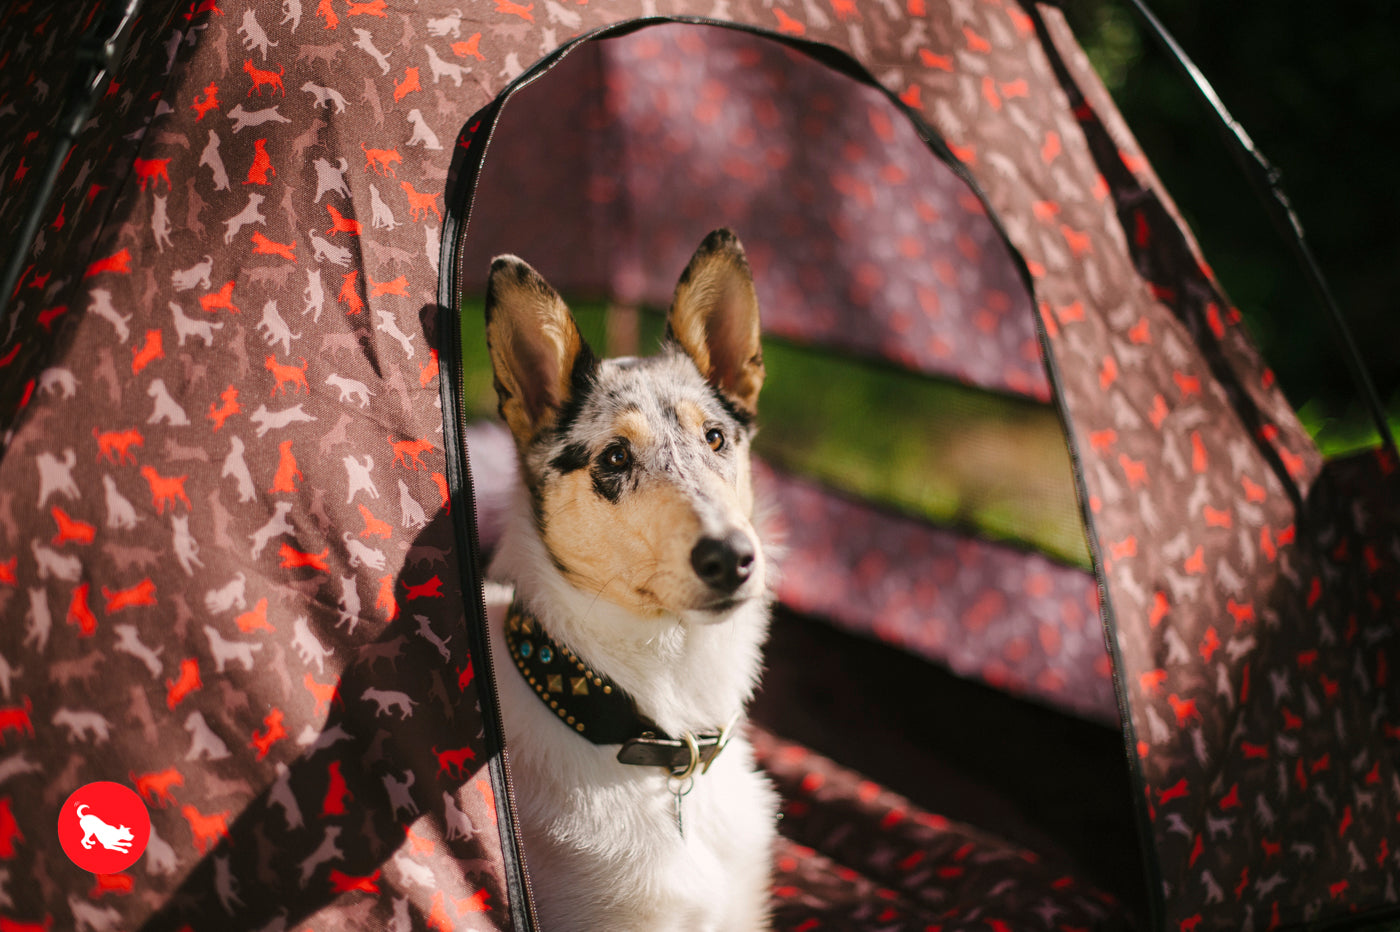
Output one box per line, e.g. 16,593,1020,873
134,508,507,932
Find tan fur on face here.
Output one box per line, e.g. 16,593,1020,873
675,400,707,436
540,456,756,617
613,409,654,448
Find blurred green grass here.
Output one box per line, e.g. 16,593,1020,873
1296,398,1400,459
463,297,1397,573
461,300,1092,567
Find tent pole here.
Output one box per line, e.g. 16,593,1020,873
0,0,146,332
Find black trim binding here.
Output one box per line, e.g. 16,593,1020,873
437,92,538,931
0,0,147,329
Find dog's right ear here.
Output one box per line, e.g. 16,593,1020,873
667,229,764,421
485,256,595,446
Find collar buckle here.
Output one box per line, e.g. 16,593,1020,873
702,710,740,775
615,711,742,777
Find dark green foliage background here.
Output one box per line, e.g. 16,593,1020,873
1062,0,1399,448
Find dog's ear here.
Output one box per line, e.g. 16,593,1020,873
485,256,595,445
667,228,765,419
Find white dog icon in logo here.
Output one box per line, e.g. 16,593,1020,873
76,803,135,853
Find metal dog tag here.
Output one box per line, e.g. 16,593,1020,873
669,775,694,838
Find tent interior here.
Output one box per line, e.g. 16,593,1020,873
453,22,1150,923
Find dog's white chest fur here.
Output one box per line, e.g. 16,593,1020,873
485,579,776,932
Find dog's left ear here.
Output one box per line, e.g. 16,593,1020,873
667,228,765,419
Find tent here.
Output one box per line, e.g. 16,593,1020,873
0,0,1395,930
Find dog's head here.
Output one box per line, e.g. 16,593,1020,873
486,229,766,618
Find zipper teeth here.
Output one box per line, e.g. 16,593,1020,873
456,368,541,928
443,300,540,929
444,107,539,930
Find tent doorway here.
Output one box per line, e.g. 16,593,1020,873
447,20,1149,925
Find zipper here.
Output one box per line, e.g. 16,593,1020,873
437,98,539,930
438,301,539,931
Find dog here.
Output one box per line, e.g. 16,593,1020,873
312,157,351,203
87,288,132,342
404,108,443,151
483,229,775,930
103,476,140,530
223,192,267,244
147,378,191,426
172,255,215,291
249,402,316,437
184,711,231,761
76,804,135,852
301,81,346,113
35,448,79,508
204,624,263,673
169,300,223,347
423,44,468,86
425,7,463,37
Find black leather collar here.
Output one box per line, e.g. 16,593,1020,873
503,600,738,776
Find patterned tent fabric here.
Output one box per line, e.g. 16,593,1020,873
761,465,1113,724
0,2,520,929
753,725,1130,930
1031,10,1400,927
0,0,1396,930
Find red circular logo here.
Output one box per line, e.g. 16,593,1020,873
57,782,151,874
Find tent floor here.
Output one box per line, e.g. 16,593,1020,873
753,608,1150,924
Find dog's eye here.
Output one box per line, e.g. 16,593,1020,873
706,427,725,452
601,444,631,470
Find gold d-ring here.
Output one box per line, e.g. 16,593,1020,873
671,731,702,780
702,711,742,775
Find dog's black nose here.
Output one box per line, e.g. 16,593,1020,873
690,532,755,594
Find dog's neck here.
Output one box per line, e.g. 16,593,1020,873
489,493,769,739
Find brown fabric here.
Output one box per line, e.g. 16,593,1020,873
756,726,1132,930
2,0,1397,929
0,3,515,928
460,23,1050,398
761,464,1112,724
1030,7,1400,927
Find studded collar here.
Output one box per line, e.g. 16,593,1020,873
502,600,739,777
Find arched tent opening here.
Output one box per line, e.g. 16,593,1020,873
445,21,1147,926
